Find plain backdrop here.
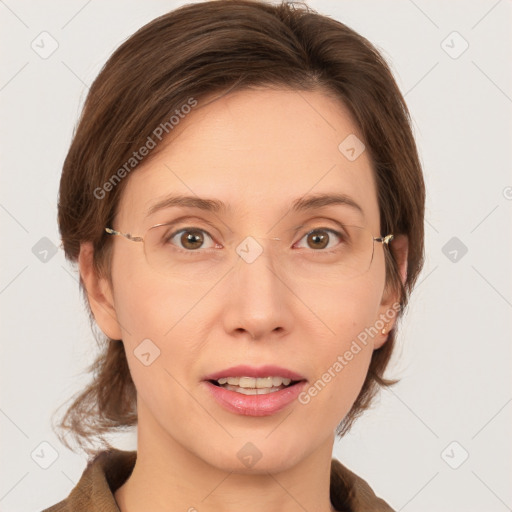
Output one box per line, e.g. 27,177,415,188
1,1,511,511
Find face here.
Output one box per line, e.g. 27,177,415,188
84,87,404,474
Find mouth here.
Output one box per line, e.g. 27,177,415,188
207,376,304,395
202,365,308,416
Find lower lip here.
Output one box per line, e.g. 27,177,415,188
203,380,307,417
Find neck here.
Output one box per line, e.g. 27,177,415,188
114,400,336,512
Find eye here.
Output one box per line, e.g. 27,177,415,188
294,228,343,251
162,226,345,253
167,227,217,251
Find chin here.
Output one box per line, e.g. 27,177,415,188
197,435,311,475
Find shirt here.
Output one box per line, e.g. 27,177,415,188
42,448,395,511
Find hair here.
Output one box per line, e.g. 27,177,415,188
53,0,425,459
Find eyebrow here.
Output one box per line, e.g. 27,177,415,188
146,192,365,218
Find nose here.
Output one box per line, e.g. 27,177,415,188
222,235,292,341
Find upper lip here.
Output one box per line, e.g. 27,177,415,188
203,365,306,382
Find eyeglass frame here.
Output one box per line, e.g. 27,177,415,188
104,223,394,268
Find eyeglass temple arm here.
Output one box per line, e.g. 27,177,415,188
374,234,394,245
105,227,143,242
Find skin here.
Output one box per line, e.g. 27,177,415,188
79,87,408,512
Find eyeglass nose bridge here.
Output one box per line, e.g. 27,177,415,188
224,238,281,276
233,235,283,262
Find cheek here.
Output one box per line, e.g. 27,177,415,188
299,264,386,416
110,242,204,341
306,266,385,351
110,270,201,419
110,262,211,381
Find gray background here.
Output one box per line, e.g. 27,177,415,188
1,1,511,510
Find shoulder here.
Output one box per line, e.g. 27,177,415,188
41,449,137,512
330,458,396,512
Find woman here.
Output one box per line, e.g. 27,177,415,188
45,1,425,510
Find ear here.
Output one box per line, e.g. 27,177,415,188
373,234,408,349
78,241,123,340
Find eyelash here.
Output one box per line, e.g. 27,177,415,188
166,226,345,255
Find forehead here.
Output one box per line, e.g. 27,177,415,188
116,87,380,231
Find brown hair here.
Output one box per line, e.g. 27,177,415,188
53,0,425,457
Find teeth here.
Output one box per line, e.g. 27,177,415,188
216,376,292,387
222,385,284,395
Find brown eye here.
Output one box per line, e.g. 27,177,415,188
167,228,216,251
296,228,342,251
308,231,329,249
180,230,204,250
